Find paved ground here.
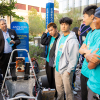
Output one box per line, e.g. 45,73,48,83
0,69,82,100
0,93,3,100
74,69,82,100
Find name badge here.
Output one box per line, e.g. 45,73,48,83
11,35,15,39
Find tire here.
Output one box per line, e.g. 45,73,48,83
13,91,30,97
41,75,49,88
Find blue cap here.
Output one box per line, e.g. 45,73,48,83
95,7,100,12
94,7,100,18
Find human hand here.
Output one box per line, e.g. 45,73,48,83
85,49,92,55
45,29,48,34
86,48,100,64
84,49,92,58
10,40,15,44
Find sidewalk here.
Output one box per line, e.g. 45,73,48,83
74,69,82,100
0,69,82,100
0,93,3,100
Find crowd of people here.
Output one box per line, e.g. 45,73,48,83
0,4,100,100
41,5,100,100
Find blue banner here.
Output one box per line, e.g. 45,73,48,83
11,22,29,61
45,2,54,57
46,3,54,29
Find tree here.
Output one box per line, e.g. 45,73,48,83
66,9,81,30
54,9,81,32
0,0,23,19
28,7,45,36
54,13,64,31
13,17,23,22
54,0,59,8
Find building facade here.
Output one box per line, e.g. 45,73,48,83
59,0,100,14
2,0,59,28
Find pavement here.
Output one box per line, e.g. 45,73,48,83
74,69,82,100
0,68,82,100
0,93,3,100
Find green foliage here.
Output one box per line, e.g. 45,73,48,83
66,9,81,30
29,35,34,41
28,7,45,36
0,0,24,19
54,9,81,31
29,44,45,69
13,17,23,22
29,44,43,58
54,13,64,31
54,0,59,8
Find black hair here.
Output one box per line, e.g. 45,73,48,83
59,17,73,25
72,27,79,41
83,5,98,16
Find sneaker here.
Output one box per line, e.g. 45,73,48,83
74,87,80,91
73,90,77,95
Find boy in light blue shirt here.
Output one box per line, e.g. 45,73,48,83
85,7,100,100
55,17,79,100
81,29,100,78
41,22,60,93
55,34,69,72
79,5,98,100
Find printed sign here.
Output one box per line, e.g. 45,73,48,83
45,0,54,57
11,22,29,61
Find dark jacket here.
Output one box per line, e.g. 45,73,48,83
41,32,60,67
0,29,21,61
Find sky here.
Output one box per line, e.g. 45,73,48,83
17,0,59,8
